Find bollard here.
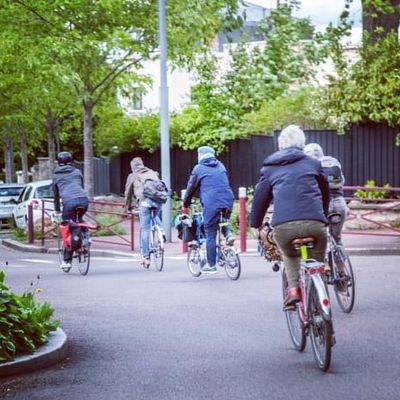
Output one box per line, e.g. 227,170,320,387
41,200,45,246
239,187,247,253
181,189,188,253
130,212,135,251
28,203,34,244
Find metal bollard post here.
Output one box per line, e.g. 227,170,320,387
181,189,188,253
28,203,34,244
41,200,45,246
239,187,247,253
130,212,135,251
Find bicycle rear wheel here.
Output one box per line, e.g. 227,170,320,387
308,281,333,372
76,246,90,275
282,268,306,351
151,225,164,272
222,247,241,280
57,231,71,273
333,246,355,313
187,245,202,277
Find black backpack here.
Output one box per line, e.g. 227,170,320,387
142,179,169,204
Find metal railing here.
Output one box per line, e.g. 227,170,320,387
29,199,137,250
343,186,400,236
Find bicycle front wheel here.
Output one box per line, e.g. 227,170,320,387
282,268,306,351
57,231,71,273
333,246,355,313
308,281,333,372
151,226,164,272
222,247,241,280
187,245,202,277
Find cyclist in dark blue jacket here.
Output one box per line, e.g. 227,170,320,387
250,125,330,308
183,146,235,274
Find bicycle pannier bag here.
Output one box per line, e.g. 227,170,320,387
69,222,83,251
60,223,72,250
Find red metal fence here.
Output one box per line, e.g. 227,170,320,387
31,199,137,250
343,186,400,236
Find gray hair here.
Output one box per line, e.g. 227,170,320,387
278,125,306,150
304,143,324,160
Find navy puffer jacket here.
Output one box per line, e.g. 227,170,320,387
183,157,234,226
250,148,330,228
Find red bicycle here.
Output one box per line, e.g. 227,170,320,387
56,206,98,275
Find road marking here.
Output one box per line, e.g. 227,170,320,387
91,257,140,262
19,259,55,264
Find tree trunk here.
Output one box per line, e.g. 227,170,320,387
362,0,400,42
20,131,29,183
4,136,15,183
83,100,95,199
46,109,56,174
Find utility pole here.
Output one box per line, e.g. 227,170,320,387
159,0,171,241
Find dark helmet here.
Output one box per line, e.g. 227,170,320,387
57,151,73,165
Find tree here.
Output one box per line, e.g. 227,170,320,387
362,0,400,42
175,1,327,151
3,0,243,198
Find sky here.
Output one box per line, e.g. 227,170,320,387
248,0,362,44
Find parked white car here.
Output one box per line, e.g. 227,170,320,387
0,184,26,227
12,180,55,229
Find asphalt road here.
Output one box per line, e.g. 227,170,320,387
0,246,399,400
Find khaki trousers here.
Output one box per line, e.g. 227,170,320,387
273,220,327,289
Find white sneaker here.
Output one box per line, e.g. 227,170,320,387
201,263,218,274
60,261,71,271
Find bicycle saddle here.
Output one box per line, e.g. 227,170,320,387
291,237,316,246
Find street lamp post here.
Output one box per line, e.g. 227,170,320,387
159,0,171,241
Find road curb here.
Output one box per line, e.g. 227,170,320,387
1,239,138,259
0,328,68,377
1,238,47,253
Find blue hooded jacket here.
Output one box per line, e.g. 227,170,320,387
183,157,234,226
250,148,329,228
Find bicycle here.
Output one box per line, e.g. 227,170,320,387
138,206,164,272
281,236,334,372
326,213,355,313
186,209,241,280
56,206,98,276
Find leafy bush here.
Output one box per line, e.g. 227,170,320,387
354,180,392,201
0,271,60,362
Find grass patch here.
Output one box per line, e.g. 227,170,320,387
93,214,127,236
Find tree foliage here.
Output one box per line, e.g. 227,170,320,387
175,1,328,151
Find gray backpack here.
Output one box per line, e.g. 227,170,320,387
142,178,169,204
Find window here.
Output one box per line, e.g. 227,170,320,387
132,90,143,111
35,185,54,199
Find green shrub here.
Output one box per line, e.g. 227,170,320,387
0,271,60,362
354,180,392,201
93,214,127,236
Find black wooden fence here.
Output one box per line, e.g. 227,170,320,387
109,123,400,196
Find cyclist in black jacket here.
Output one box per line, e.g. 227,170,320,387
52,151,89,268
250,125,330,308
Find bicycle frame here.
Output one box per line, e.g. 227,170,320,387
295,245,332,323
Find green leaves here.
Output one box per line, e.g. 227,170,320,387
0,271,60,362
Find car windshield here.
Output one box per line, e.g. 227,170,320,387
0,187,24,197
35,185,54,199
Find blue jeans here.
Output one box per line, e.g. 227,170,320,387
204,223,231,266
62,197,89,222
139,205,162,258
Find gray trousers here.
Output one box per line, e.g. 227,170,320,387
273,220,327,289
329,197,348,245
